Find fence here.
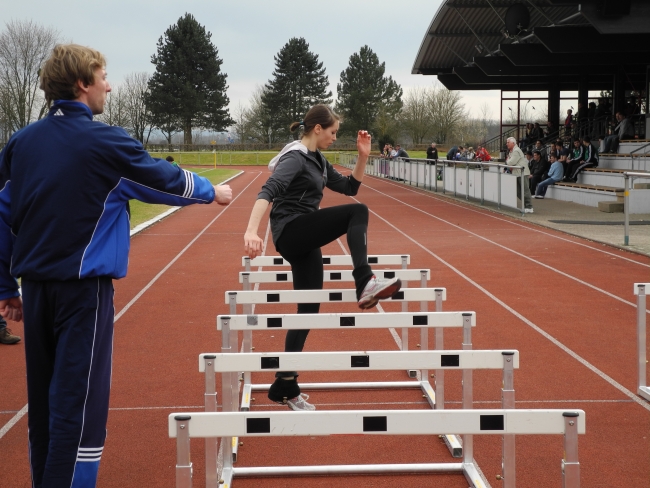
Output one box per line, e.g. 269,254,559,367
148,150,342,167
340,154,526,215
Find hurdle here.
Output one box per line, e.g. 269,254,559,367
635,283,649,401
241,254,418,376
239,267,432,379
169,408,585,488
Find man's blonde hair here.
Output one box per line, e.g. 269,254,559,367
39,44,106,106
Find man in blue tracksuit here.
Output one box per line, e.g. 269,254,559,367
0,44,232,488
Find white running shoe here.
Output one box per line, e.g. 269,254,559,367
524,208,534,213
357,275,402,310
287,393,315,411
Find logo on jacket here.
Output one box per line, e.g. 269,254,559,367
54,109,64,116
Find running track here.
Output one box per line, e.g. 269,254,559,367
1,166,648,487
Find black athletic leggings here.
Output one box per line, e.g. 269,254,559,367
274,203,373,378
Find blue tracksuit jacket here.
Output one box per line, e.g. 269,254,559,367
0,100,215,299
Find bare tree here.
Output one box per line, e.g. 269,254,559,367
429,82,465,145
123,72,152,143
399,87,433,145
95,86,130,128
0,20,59,132
245,86,279,146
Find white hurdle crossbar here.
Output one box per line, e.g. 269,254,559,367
635,283,649,401
170,409,585,488
242,254,410,270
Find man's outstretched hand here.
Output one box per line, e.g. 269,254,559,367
214,185,233,205
0,296,23,323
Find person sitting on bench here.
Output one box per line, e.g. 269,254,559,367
601,111,634,154
534,153,564,199
565,136,598,183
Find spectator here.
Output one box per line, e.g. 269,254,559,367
466,146,475,160
588,101,597,120
525,150,533,172
602,111,635,153
389,145,398,159
531,122,544,141
534,153,564,199
446,145,459,161
475,145,491,161
545,120,557,140
394,144,409,159
455,146,465,160
565,136,598,182
426,142,438,161
505,137,533,213
521,123,534,149
533,139,547,159
529,150,548,195
559,141,571,165
165,155,178,167
564,109,573,136
0,315,21,344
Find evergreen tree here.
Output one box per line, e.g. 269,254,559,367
147,13,232,145
262,38,332,140
336,46,403,137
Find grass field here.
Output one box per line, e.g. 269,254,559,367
148,151,344,166
129,168,239,229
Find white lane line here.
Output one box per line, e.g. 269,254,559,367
0,171,262,441
109,405,204,411
115,172,261,322
360,202,650,413
362,183,650,314
363,173,650,268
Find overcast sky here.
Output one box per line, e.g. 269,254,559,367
4,0,500,120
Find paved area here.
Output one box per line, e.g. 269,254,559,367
419,182,650,257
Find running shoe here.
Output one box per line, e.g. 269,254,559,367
524,208,534,213
287,393,315,411
357,275,402,310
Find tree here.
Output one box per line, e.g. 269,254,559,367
399,87,433,145
123,72,152,143
0,20,59,132
336,46,402,137
95,86,129,128
262,38,332,140
147,13,232,145
429,82,465,145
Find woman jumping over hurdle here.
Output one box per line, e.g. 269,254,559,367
243,104,402,411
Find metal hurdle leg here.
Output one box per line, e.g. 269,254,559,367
241,274,253,412
203,356,218,488
461,313,474,475
500,352,516,488
220,315,239,464
418,271,436,406
399,255,417,378
562,412,580,487
434,290,445,410
638,285,650,401
174,415,192,488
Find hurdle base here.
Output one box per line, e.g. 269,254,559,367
240,384,252,412
232,462,464,477
251,380,423,391
639,386,650,401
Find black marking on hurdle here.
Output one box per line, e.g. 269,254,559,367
329,272,342,280
391,291,405,300
340,316,356,327
246,418,271,434
351,355,370,368
329,292,343,301
276,273,288,281
563,412,580,418
368,257,378,264
441,354,460,367
412,315,428,326
383,271,395,279
479,415,504,431
174,415,191,421
267,294,280,303
363,416,387,432
266,317,282,328
261,357,280,369
322,257,331,264
273,258,284,265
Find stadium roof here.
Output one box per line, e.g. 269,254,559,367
412,0,650,91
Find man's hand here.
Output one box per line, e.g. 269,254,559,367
0,296,23,323
357,130,371,158
214,185,232,206
244,231,264,259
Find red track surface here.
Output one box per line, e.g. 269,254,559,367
1,166,649,487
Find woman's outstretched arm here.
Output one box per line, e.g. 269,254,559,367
244,199,270,258
351,130,371,182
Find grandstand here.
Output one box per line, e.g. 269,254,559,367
412,0,650,213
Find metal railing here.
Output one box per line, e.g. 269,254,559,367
340,154,528,216
622,171,650,246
